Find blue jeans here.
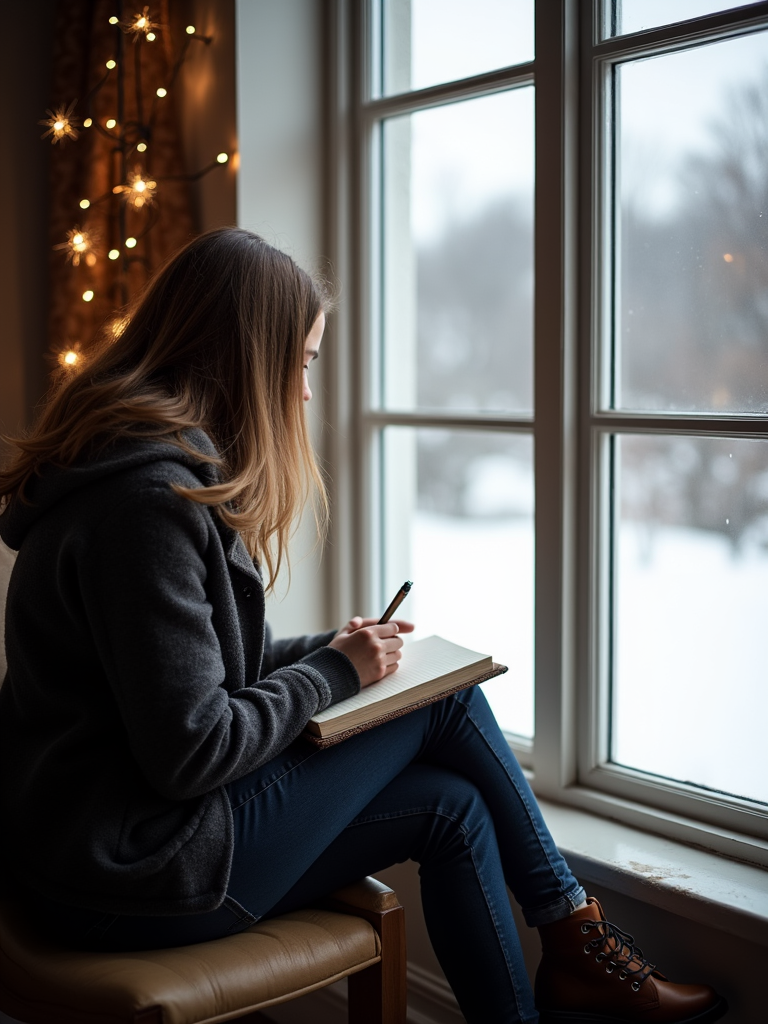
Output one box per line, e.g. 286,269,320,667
28,687,584,1024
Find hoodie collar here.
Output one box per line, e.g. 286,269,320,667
0,428,222,552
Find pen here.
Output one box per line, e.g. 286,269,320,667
378,580,413,624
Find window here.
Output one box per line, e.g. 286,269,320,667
329,0,768,863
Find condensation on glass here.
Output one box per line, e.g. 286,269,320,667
610,29,768,413
381,0,534,96
381,89,534,414
611,434,768,805
382,427,534,737
605,0,765,37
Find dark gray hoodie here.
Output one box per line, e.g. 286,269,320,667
0,429,359,915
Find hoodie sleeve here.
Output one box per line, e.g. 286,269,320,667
78,479,359,802
261,623,340,676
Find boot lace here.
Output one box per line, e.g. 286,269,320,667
580,918,656,992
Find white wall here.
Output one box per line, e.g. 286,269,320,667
235,0,330,637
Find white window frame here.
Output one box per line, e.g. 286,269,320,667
324,0,768,867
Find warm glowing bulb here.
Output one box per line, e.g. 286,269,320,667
55,226,96,265
135,180,146,192
83,117,93,128
85,253,97,267
136,16,146,27
156,87,167,98
82,290,94,302
106,118,117,129
723,253,734,263
146,31,156,41
186,25,195,34
79,199,90,209
136,141,147,152
109,16,119,24
64,350,78,365
106,59,116,69
216,152,228,164
40,102,79,145
108,249,120,260
125,237,137,248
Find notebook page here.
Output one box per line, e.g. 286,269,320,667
311,635,487,723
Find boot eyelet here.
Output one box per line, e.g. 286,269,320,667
605,964,615,974
595,953,606,963
580,924,590,934
631,981,641,992
583,944,592,954
619,971,627,980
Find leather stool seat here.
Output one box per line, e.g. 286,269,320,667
0,878,406,1024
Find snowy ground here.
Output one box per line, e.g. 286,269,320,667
409,512,768,805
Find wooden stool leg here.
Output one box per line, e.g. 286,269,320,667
347,904,406,1024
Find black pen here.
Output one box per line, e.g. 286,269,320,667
378,580,413,624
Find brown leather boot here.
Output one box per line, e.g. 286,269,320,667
534,897,728,1023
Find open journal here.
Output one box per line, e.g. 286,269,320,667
303,635,507,747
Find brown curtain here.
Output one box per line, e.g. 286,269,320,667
47,0,195,362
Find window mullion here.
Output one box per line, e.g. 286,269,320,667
531,0,580,795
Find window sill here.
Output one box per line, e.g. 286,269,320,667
537,797,768,948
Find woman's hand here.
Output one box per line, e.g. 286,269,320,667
328,616,415,688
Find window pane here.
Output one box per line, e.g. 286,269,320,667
613,32,768,412
381,90,534,414
607,0,765,37
612,434,768,804
382,427,534,737
382,0,534,96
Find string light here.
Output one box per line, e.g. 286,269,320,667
114,168,157,209
40,16,222,354
723,253,734,263
126,7,158,41
39,101,79,145
58,344,82,369
54,226,98,267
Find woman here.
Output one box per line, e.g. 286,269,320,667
0,228,725,1024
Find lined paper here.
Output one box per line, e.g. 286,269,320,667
311,635,488,724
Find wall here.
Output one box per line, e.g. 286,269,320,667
235,0,330,637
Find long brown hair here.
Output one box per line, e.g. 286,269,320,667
0,227,329,586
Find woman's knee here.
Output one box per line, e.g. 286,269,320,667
404,765,496,860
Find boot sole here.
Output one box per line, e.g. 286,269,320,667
538,996,728,1024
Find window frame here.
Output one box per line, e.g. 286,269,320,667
326,0,768,866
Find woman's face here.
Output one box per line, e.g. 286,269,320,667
303,311,325,402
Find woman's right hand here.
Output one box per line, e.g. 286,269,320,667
328,617,413,687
